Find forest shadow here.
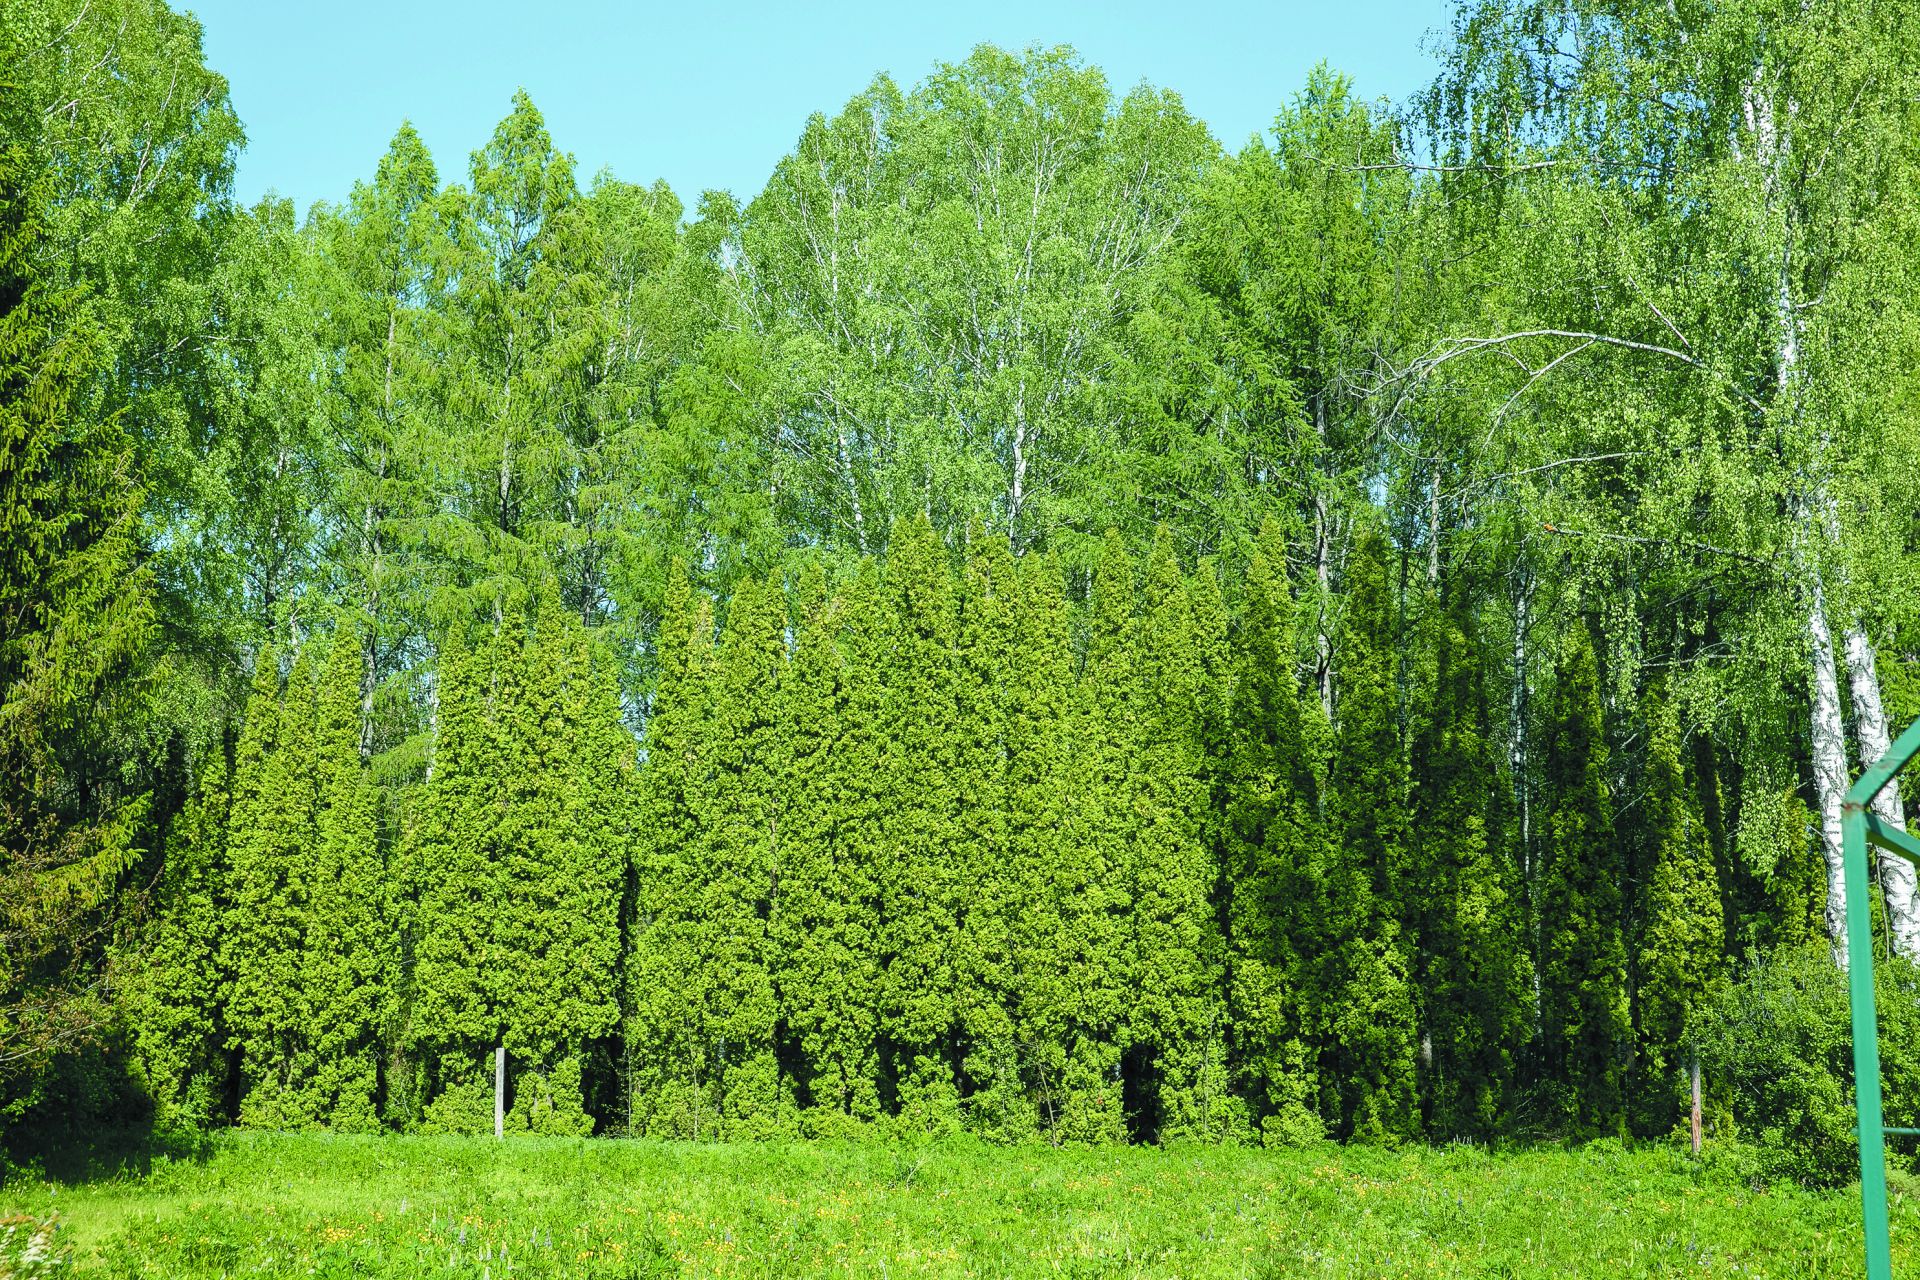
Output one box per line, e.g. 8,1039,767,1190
1,1041,215,1188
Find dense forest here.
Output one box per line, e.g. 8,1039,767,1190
6,0,1920,1174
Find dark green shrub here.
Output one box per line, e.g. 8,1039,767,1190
1697,940,1920,1186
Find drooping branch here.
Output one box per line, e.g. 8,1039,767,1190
1388,328,1767,420
1538,521,1773,567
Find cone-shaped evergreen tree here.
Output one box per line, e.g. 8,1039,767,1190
1049,530,1137,1143
1410,583,1531,1138
1002,551,1077,1140
1322,527,1418,1141
303,630,389,1131
0,109,155,1088
878,518,964,1132
1219,518,1319,1144
498,600,624,1132
1537,628,1630,1135
226,643,324,1127
405,624,506,1130
824,561,892,1123
1129,531,1231,1139
1187,558,1233,826
627,574,722,1136
771,561,873,1131
951,529,1024,1138
1632,691,1725,1134
701,574,789,1136
117,752,232,1125
564,631,638,1131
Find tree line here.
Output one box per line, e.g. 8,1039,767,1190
5,0,1920,1155
120,518,1738,1143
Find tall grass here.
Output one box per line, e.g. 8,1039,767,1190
4,1131,1907,1277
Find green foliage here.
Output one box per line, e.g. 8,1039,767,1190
1411,583,1531,1139
624,577,720,1138
1321,528,1419,1140
1218,519,1319,1140
16,0,1920,1187
698,574,787,1137
1129,532,1231,1140
1632,693,1726,1134
0,25,156,1097
401,606,627,1130
876,520,965,1134
1699,943,1920,1187
303,633,390,1131
223,644,320,1127
1536,631,1631,1136
115,754,231,1126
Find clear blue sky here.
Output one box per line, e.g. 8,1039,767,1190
185,0,1455,216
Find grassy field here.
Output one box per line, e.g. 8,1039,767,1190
2,1132,1909,1277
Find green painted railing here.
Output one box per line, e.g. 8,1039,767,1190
1848,716,1920,1279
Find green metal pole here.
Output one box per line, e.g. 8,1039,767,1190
1848,801,1894,1280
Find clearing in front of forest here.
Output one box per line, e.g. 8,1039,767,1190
2,1131,1902,1277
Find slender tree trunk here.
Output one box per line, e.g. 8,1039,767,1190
1751,71,1857,966
1846,624,1920,958
1806,571,1852,966
495,1045,505,1139
360,486,382,762
1690,1055,1702,1156
1313,492,1335,723
834,414,868,556
1510,559,1532,885
1426,464,1442,586
1312,383,1336,722
362,311,398,759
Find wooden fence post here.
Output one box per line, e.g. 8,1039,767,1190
1690,1056,1702,1156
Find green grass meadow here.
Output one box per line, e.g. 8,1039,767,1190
5,1133,1913,1277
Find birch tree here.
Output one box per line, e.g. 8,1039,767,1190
1418,0,1920,964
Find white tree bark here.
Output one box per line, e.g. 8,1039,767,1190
1806,571,1853,966
1751,69,1859,964
1846,623,1920,958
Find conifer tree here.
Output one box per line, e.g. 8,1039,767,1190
1537,628,1630,1135
1633,693,1725,1133
999,551,1078,1140
0,93,156,1084
1219,519,1319,1143
496,601,623,1132
770,562,857,1130
117,753,232,1124
822,561,892,1123
700,575,788,1136
1411,585,1530,1137
952,529,1024,1138
556,623,635,1122
878,519,965,1132
1129,532,1230,1139
404,624,507,1130
1322,527,1419,1141
1186,559,1233,816
627,574,722,1136
1049,530,1137,1143
226,644,323,1127
302,630,389,1131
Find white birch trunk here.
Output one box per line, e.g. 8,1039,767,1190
1806,574,1852,966
1846,623,1920,958
1751,71,1856,964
